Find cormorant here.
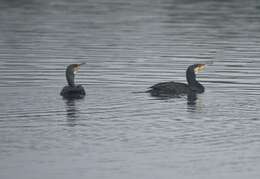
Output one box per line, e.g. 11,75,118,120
60,63,86,99
147,64,205,97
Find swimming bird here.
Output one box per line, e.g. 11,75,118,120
60,63,86,99
147,64,205,97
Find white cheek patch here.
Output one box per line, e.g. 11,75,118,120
73,67,80,74
199,66,205,72
194,66,205,74
194,68,199,74
199,66,205,71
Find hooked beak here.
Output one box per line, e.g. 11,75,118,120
194,64,206,74
79,62,86,66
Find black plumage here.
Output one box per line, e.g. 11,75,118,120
60,63,86,99
147,64,205,97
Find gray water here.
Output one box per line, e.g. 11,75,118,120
1,0,260,178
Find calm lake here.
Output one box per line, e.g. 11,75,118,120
0,0,260,178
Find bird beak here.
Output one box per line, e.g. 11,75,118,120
194,64,206,74
79,62,86,66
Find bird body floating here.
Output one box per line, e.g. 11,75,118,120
60,63,86,99
147,64,206,97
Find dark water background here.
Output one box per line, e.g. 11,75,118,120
1,0,260,178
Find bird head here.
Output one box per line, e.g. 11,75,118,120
194,64,205,74
70,63,85,74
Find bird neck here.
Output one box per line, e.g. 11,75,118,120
186,68,204,93
66,69,75,87
186,68,198,85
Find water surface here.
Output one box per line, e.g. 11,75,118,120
1,0,260,178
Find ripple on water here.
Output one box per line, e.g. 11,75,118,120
1,0,260,179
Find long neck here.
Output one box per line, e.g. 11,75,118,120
186,67,204,93
186,67,198,85
66,68,75,87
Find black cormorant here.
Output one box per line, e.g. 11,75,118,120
147,64,205,97
60,63,86,99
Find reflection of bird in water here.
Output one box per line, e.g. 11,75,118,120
147,64,206,97
65,99,80,127
60,63,86,99
66,99,79,119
